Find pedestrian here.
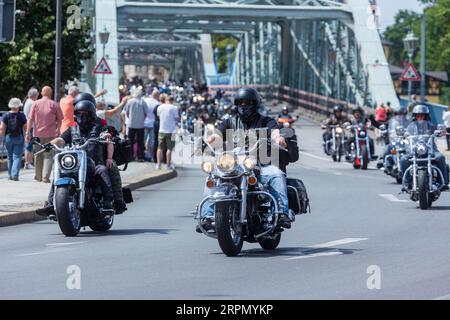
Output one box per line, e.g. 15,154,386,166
59,85,79,134
443,105,450,151
23,87,39,169
124,87,147,162
143,89,160,162
156,95,179,170
95,97,128,124
25,86,63,183
0,98,27,181
375,102,387,125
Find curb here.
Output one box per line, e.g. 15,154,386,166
0,169,178,228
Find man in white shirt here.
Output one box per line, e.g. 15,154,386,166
143,89,160,162
23,88,39,169
443,105,450,151
156,94,179,170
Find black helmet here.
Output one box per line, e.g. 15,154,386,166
282,106,289,114
234,87,260,107
74,92,96,107
74,100,96,121
333,105,343,113
352,106,364,115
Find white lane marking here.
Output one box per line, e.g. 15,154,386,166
299,151,332,162
309,238,368,249
285,238,368,261
16,252,44,257
433,294,450,300
46,241,86,247
286,251,343,260
379,194,409,203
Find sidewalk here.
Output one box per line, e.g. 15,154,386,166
0,162,177,227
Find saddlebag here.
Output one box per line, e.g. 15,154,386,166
113,138,134,169
122,187,134,204
287,178,310,214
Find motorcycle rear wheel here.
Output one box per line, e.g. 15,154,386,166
215,203,243,257
258,233,281,250
55,186,80,236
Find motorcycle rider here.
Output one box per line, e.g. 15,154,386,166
278,106,292,119
347,106,377,159
199,87,294,230
322,105,350,155
376,106,410,169
37,98,115,217
400,105,449,190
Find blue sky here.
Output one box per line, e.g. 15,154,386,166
376,0,423,30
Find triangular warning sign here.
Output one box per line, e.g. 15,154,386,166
400,63,420,81
93,57,112,75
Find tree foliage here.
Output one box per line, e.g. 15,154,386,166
384,0,450,104
211,35,238,74
0,0,93,109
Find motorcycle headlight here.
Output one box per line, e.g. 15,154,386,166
358,130,366,138
60,154,77,170
217,153,237,173
201,161,214,174
336,127,343,134
243,157,256,170
415,143,428,156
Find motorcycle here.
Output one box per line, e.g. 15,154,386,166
402,128,448,210
194,129,308,256
380,125,407,184
323,124,347,162
33,133,120,236
347,123,373,170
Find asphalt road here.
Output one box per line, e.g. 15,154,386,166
1,117,450,300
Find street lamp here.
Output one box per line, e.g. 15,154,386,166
403,30,418,102
226,44,233,75
99,26,110,90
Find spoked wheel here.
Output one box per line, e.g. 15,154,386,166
55,186,80,236
215,203,243,257
418,170,430,210
258,233,281,250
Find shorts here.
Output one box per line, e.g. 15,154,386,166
158,133,175,150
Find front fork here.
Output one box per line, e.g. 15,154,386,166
240,176,248,224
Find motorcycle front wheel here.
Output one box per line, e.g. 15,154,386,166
360,144,369,170
418,170,430,210
215,202,243,257
258,233,281,250
55,186,80,236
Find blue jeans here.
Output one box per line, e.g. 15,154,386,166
5,135,24,178
400,153,449,186
144,126,155,160
200,165,289,218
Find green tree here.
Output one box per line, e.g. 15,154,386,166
211,34,238,74
0,0,93,109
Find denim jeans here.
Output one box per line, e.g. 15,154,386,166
200,165,289,218
400,153,449,186
5,135,24,178
144,127,155,160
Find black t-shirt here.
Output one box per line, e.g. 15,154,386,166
60,123,105,164
2,112,27,136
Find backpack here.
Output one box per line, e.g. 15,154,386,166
6,113,22,136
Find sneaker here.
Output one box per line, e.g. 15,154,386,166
42,178,51,183
165,163,175,170
24,163,34,170
155,163,162,170
8,176,13,181
12,176,19,181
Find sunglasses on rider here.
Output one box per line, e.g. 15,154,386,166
235,99,255,106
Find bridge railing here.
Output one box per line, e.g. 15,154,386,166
209,84,357,116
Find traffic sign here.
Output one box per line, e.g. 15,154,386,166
0,0,16,43
400,63,420,81
93,57,112,75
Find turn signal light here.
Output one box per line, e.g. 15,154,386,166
206,179,215,189
248,176,258,185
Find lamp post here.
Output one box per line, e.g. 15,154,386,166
54,0,62,102
226,44,233,75
403,30,418,103
99,26,110,90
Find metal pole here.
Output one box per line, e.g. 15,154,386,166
54,0,62,102
420,13,426,102
0,0,5,41
102,44,105,89
408,52,412,102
